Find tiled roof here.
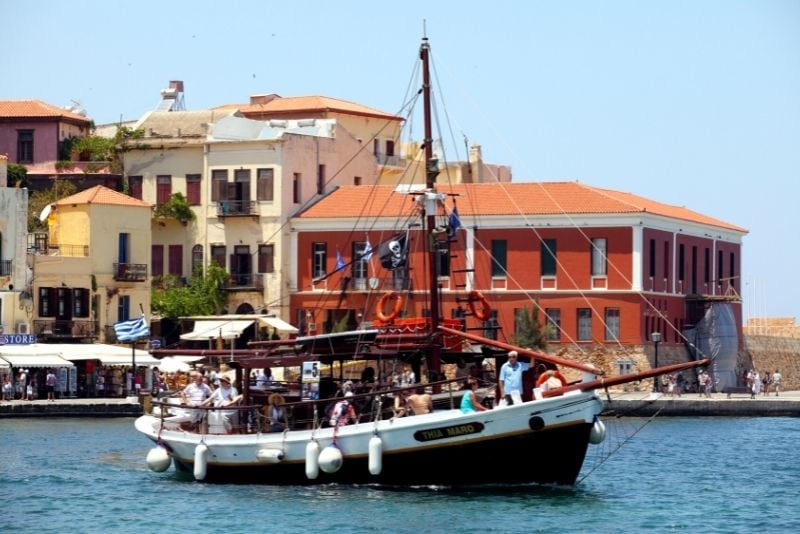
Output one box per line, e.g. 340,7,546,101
136,110,237,137
218,95,401,121
298,182,747,233
0,100,92,123
53,185,150,208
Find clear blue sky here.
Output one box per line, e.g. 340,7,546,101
5,0,799,322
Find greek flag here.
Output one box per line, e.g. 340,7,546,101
362,238,373,261
448,206,462,240
114,314,149,342
334,249,347,272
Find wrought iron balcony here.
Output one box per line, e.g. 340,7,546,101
225,273,264,290
34,319,96,339
113,262,148,282
216,200,257,217
27,233,89,256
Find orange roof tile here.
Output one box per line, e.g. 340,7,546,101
298,182,747,233
0,100,92,123
53,185,151,208
217,95,401,121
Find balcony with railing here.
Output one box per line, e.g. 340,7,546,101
113,262,148,282
27,233,89,256
216,200,257,218
375,153,405,167
225,272,264,291
351,275,412,292
0,259,11,276
34,319,96,339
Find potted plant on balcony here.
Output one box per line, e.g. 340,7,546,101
154,192,195,226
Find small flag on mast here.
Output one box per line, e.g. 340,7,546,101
335,249,347,272
113,314,149,342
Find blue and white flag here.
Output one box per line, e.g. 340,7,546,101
362,238,373,261
448,206,462,240
114,314,149,342
334,249,347,272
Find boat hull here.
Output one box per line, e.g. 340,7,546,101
137,391,603,486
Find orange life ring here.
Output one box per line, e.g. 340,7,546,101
467,290,492,321
535,370,568,388
376,292,403,322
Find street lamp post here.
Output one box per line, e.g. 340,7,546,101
651,331,662,393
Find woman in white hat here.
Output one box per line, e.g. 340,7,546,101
202,375,242,433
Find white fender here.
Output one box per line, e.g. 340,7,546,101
368,436,383,476
318,444,344,474
146,446,171,472
194,444,208,481
256,448,285,463
589,420,606,444
305,441,320,479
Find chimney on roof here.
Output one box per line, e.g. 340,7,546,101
156,80,185,112
469,144,483,183
250,94,280,105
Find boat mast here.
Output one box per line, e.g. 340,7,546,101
420,36,443,376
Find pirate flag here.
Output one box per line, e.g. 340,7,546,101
378,234,407,270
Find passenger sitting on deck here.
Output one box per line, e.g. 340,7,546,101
265,393,286,432
461,379,489,413
406,387,433,415
392,390,409,418
329,391,358,427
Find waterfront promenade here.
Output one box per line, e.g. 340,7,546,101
1,390,798,417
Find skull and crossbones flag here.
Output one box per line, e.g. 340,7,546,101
377,234,408,270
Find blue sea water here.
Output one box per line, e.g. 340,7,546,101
1,416,799,533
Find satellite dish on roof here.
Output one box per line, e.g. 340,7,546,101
67,99,87,116
39,204,53,222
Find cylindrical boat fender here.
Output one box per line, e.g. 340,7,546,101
305,441,320,480
193,444,208,481
256,448,285,463
146,445,171,472
318,444,344,474
589,419,606,444
368,435,383,476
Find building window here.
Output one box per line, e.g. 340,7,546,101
39,287,52,317
258,244,275,273
211,245,226,269
312,243,327,278
317,164,325,195
545,308,561,341
604,308,620,341
483,309,499,340
73,288,89,318
491,240,507,277
151,245,164,277
729,252,735,288
17,130,34,163
392,266,409,291
117,295,130,323
678,244,685,283
704,247,710,285
373,139,379,156
354,176,362,186
691,246,698,294
648,239,656,278
616,359,634,376
577,308,592,341
156,175,172,204
211,170,227,202
191,244,203,274
717,250,724,286
541,239,557,276
168,245,183,276
591,238,607,276
353,242,369,288
663,241,669,280
128,176,143,200
293,173,301,203
233,169,251,208
436,239,450,277
186,174,201,205
257,168,274,201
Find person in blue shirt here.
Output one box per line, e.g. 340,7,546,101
498,351,529,405
460,378,489,413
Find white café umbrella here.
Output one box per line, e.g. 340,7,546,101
156,357,192,373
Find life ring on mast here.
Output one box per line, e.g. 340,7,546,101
467,290,492,321
535,370,568,388
376,291,403,322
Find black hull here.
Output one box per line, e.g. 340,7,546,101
174,421,594,486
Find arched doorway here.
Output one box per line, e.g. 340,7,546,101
236,302,255,315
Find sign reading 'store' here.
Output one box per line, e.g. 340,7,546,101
0,334,38,345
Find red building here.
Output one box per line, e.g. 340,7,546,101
288,182,747,358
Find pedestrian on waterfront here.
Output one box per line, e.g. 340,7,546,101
26,381,33,401
498,351,529,405
762,372,771,396
750,370,761,399
699,370,712,398
676,372,685,395
407,387,433,415
772,370,782,396
3,377,14,400
461,378,489,413
666,374,677,397
46,369,57,401
746,369,755,393
16,369,27,400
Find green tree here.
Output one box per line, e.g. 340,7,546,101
154,192,196,225
510,305,549,351
151,263,229,321
27,179,78,232
7,163,28,188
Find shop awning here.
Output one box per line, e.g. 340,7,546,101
0,353,74,368
180,320,254,341
257,316,299,333
60,344,160,366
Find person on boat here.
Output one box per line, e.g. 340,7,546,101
407,387,433,415
392,389,409,418
329,391,358,426
265,393,286,432
498,351,529,405
461,379,489,414
202,375,242,433
182,372,213,428
271,327,281,341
